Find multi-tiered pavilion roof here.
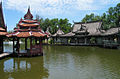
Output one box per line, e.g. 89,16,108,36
8,7,45,38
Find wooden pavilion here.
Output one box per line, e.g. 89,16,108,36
52,21,103,45
51,28,64,44
57,20,120,46
7,7,46,57
0,2,7,54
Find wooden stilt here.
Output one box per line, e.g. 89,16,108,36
17,38,20,54
35,38,37,44
0,37,4,54
25,38,27,50
2,39,3,53
85,37,87,44
13,38,15,53
30,38,32,51
39,38,42,53
47,38,48,44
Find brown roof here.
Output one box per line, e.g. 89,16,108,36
52,28,64,37
0,2,7,36
22,20,37,23
0,27,5,31
16,32,30,37
0,2,5,29
32,32,45,37
101,27,120,36
73,21,102,35
60,32,75,37
24,7,33,20
18,23,39,27
7,31,46,38
0,32,7,35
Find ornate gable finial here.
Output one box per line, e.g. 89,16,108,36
24,6,33,20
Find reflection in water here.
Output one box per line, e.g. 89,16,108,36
0,57,49,79
1,46,120,79
43,46,120,79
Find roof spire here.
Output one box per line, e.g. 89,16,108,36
24,6,33,20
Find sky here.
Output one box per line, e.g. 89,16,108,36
1,0,120,31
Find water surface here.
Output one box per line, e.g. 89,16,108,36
1,46,120,79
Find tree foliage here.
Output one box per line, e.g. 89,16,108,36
36,17,72,34
81,3,120,30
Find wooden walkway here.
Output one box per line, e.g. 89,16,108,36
0,53,10,59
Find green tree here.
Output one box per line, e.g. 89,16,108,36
81,3,120,30
37,17,72,34
82,13,101,22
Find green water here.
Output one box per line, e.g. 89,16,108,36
1,46,120,79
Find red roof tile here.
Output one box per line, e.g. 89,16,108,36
0,27,5,31
22,20,37,23
19,23,39,27
7,31,46,38
0,32,7,35
32,32,45,37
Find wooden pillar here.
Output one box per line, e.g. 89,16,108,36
13,38,15,53
85,37,87,44
30,38,32,50
35,38,37,44
47,38,48,44
17,38,20,54
0,38,3,54
67,38,69,44
25,38,27,50
118,35,120,44
53,38,54,44
39,38,42,53
1,39,3,53
75,38,77,44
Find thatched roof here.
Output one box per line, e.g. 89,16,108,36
60,32,75,37
73,21,102,36
52,28,64,37
52,21,120,38
45,27,51,36
101,27,120,36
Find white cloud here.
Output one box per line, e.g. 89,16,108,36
4,0,120,16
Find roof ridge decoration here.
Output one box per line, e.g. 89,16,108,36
45,27,51,35
24,6,33,20
19,18,23,23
